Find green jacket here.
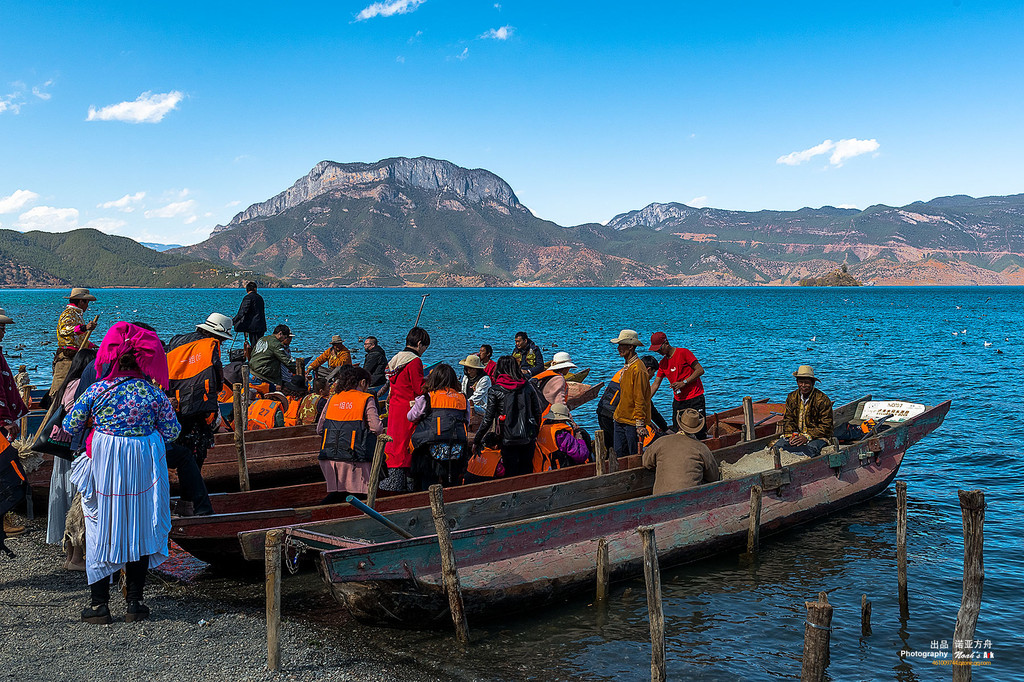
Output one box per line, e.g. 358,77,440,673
781,387,833,441
249,334,295,385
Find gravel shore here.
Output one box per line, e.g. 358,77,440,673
0,512,494,682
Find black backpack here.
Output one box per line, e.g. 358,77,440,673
500,384,539,444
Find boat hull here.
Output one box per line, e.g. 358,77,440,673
318,401,949,627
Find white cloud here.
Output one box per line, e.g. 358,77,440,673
0,92,23,115
494,2,501,8
16,206,80,232
98,191,146,212
396,55,406,63
32,80,54,100
225,200,241,207
145,199,196,219
688,196,709,208
355,0,425,21
837,203,859,210
184,215,198,224
454,47,469,60
86,90,184,124
480,25,514,40
777,138,880,167
408,30,423,43
0,190,40,214
829,138,880,166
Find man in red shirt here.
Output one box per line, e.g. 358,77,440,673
649,331,707,440
478,344,497,380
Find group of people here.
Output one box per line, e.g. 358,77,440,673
0,281,839,628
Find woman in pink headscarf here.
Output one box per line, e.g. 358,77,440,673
65,322,180,625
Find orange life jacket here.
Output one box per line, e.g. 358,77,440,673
247,399,281,430
217,383,234,404
466,446,502,479
166,337,221,416
320,390,373,462
411,389,468,449
532,421,574,473
532,369,566,417
283,399,300,427
0,430,27,511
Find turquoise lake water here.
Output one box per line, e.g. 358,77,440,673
1,286,1020,680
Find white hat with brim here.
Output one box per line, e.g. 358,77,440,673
609,329,643,346
676,408,706,434
0,308,13,324
64,287,96,301
545,403,573,422
197,312,233,340
265,391,287,405
458,354,486,370
548,351,577,372
793,365,819,382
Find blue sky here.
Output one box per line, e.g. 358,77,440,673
1,1,1023,244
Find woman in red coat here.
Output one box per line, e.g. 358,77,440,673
380,327,430,492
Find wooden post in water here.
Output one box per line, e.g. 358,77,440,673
895,480,908,616
638,525,666,682
595,537,610,602
952,489,985,682
265,528,283,672
742,396,755,441
428,484,469,644
594,429,607,476
861,594,872,636
232,384,250,492
241,363,251,416
19,386,30,437
800,592,833,682
746,485,763,555
366,434,392,509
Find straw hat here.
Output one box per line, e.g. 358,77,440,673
546,403,573,422
676,408,705,434
0,308,13,324
265,391,287,406
196,312,232,340
458,354,486,370
792,365,819,382
330,335,345,345
64,287,96,301
548,351,577,372
609,329,643,346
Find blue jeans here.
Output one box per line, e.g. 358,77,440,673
777,438,828,457
613,421,639,457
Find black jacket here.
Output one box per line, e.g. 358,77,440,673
474,381,541,447
511,339,544,377
363,344,387,386
232,291,266,336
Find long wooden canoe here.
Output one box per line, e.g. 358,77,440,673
177,400,785,563
299,398,948,626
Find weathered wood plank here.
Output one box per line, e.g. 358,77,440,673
952,489,985,682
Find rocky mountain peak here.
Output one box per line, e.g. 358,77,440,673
213,156,524,234
605,202,699,231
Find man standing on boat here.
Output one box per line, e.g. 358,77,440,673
232,281,266,349
362,336,387,389
511,332,544,377
649,331,707,440
52,288,99,397
609,330,652,457
777,365,833,457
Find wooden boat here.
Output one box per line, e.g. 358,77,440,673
296,398,949,626
176,400,784,563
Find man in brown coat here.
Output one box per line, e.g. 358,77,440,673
642,409,720,496
778,364,833,457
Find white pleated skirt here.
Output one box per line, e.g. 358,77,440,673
70,431,170,585
46,456,75,545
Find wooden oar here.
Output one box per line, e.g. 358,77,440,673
345,495,413,539
366,434,392,509
30,315,98,444
414,293,429,327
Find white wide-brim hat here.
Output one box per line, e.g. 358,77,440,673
609,329,643,346
548,351,577,371
459,354,486,370
0,308,13,324
197,312,233,340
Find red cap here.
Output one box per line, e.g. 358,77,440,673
649,331,668,350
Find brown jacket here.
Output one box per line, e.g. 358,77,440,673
613,356,652,426
642,432,720,496
781,387,833,441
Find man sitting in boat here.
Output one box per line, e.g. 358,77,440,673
777,365,833,457
642,409,720,495
247,391,287,430
306,335,352,382
533,402,592,472
249,324,296,393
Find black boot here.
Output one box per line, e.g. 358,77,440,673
81,603,112,624
124,556,150,623
125,600,150,623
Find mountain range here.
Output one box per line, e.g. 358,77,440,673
173,157,1024,286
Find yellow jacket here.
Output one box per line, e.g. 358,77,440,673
309,346,352,371
613,356,651,426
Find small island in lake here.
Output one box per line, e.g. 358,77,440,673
798,264,863,287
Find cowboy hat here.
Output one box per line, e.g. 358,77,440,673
265,391,288,406
676,408,705,434
0,308,13,324
609,329,643,346
548,351,577,372
330,335,345,345
196,312,232,340
63,287,97,301
546,403,573,422
458,354,486,370
793,365,819,382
